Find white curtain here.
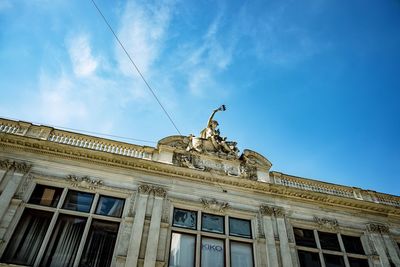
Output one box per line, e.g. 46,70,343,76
231,241,253,267
201,238,224,267
169,233,195,267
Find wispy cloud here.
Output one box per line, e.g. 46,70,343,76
67,34,98,77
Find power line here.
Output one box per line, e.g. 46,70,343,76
90,0,182,135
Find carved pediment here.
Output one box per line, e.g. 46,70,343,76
158,135,189,150
241,150,272,170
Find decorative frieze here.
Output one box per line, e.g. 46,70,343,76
367,223,389,234
314,216,339,231
66,175,103,190
260,205,285,217
200,198,229,213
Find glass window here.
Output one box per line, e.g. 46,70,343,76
169,232,196,267
294,228,317,248
202,213,224,234
79,220,120,267
318,231,341,251
342,235,365,255
2,209,53,266
172,208,197,229
231,241,253,267
348,258,369,267
40,215,86,267
229,218,251,238
298,251,321,267
323,254,345,267
95,196,124,217
29,184,63,207
201,237,224,267
63,190,94,213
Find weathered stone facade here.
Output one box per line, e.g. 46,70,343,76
0,117,399,267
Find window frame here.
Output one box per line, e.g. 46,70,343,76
293,226,370,267
0,182,128,267
169,207,255,267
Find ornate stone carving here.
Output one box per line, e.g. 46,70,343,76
240,162,257,180
186,105,239,159
13,161,31,174
138,184,152,194
314,216,339,230
153,186,167,198
173,153,205,170
260,205,285,217
66,175,103,190
0,159,12,170
367,223,389,234
138,184,167,198
15,174,34,200
201,198,229,213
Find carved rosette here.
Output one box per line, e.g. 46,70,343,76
201,198,229,213
66,175,103,190
366,223,389,234
260,205,285,217
314,216,339,231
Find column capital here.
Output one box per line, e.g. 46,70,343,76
138,184,152,195
366,223,389,234
0,160,13,171
138,184,167,197
260,205,285,217
153,186,167,198
12,161,31,174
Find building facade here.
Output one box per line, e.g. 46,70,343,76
0,116,399,267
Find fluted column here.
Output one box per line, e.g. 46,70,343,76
366,223,390,266
275,208,293,267
260,205,279,267
144,187,166,267
0,162,30,221
126,185,151,267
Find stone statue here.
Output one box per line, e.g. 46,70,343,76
186,105,239,157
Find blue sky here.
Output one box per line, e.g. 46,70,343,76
1,0,399,195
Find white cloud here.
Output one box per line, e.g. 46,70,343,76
116,0,173,77
67,34,98,77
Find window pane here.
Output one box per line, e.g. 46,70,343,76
231,241,253,267
201,237,224,267
29,184,63,207
318,232,341,251
63,190,94,212
169,232,195,267
229,218,251,238
2,209,52,266
202,213,224,234
40,215,86,267
298,250,321,267
79,220,119,267
294,228,317,248
342,235,365,254
323,254,345,267
172,208,197,229
348,257,369,267
95,196,124,217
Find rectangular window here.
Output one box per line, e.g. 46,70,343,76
341,235,365,254
229,217,252,238
29,185,63,207
348,257,369,267
230,241,253,267
318,231,341,251
79,220,120,267
323,254,345,267
169,232,196,267
95,195,124,217
172,208,197,229
201,237,224,267
294,228,317,248
202,213,224,234
298,250,321,267
2,209,53,266
40,214,86,267
63,190,94,213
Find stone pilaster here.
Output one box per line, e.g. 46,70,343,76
275,208,293,267
366,223,390,266
144,187,166,267
0,160,12,185
260,205,279,267
125,185,150,267
0,162,31,221
382,234,400,266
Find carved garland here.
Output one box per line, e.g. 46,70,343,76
313,216,339,230
201,198,229,213
65,175,103,190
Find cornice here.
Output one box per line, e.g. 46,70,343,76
1,133,400,218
